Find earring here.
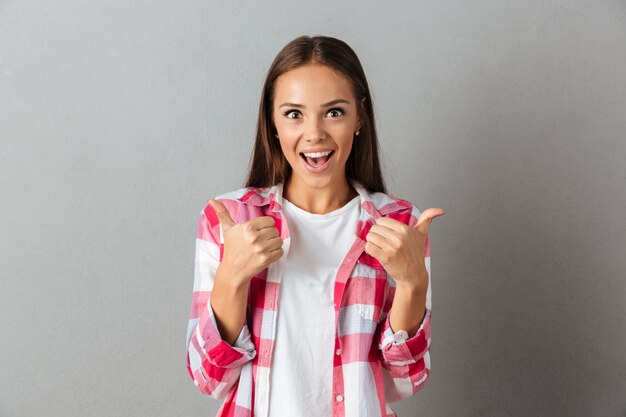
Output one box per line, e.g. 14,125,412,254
275,134,279,138
355,130,360,136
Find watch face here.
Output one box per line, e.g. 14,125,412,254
393,329,409,344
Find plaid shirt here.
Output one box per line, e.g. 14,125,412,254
186,177,432,417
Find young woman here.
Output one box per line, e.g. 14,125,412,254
186,35,444,417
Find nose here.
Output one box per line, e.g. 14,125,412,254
305,117,326,141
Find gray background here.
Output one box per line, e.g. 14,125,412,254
1,1,625,416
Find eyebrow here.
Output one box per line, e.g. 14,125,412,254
278,99,350,108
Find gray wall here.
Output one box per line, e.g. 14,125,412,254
1,1,625,416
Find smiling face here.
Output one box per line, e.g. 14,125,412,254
271,62,362,193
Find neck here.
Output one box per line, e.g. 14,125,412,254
283,176,358,215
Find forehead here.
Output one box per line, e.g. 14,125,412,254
273,63,354,103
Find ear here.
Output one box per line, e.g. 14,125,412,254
356,97,366,128
361,98,367,124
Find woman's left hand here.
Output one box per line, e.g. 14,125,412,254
364,207,445,289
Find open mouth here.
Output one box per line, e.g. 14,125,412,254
300,150,335,168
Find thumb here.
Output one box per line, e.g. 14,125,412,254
413,207,446,235
207,199,236,231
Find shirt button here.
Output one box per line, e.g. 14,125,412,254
336,394,344,402
335,349,342,355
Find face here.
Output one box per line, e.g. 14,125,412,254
271,63,362,191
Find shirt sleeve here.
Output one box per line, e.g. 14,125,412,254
185,202,256,399
376,203,432,402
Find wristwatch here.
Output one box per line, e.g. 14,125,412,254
391,329,409,345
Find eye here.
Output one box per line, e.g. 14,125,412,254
282,110,301,119
327,107,345,117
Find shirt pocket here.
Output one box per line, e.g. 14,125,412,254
351,252,389,323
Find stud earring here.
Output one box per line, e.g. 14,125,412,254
275,134,279,138
355,130,360,136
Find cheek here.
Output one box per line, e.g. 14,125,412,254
277,138,298,160
333,122,355,138
339,138,355,156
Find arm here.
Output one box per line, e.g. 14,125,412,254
376,204,433,402
185,203,256,399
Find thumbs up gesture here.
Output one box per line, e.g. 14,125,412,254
207,199,285,286
364,207,445,289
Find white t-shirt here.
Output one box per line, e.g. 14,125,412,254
267,194,361,417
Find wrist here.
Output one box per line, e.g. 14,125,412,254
396,279,427,294
396,267,428,293
216,263,251,291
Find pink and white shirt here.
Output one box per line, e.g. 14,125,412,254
185,177,432,417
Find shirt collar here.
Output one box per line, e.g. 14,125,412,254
236,177,410,220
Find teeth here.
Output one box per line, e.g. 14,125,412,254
302,150,332,158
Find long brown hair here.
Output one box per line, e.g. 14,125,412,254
244,35,387,194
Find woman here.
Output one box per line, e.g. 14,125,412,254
186,35,445,417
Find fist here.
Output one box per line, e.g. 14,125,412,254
365,207,445,289
207,199,284,285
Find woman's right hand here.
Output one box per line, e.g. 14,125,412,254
207,199,284,287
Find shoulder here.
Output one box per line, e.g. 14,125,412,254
213,186,254,202
199,185,270,227
371,189,421,228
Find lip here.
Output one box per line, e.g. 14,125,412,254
300,150,334,174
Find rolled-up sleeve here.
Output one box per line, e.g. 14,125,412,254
185,202,256,399
377,203,432,402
